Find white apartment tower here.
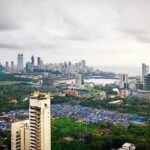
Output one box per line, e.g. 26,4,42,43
29,92,51,150
118,73,128,82
11,120,30,150
75,73,82,86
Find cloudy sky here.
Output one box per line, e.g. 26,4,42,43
0,0,150,75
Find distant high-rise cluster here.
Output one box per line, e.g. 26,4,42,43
1,53,46,74
44,59,89,76
11,92,51,150
37,57,44,69
1,53,111,77
2,53,24,74
117,63,150,92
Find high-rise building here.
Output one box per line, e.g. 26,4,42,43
37,57,44,69
37,57,41,66
11,61,15,73
118,73,128,82
17,53,24,72
81,60,86,73
68,61,71,67
0,64,4,74
40,60,44,66
75,73,82,86
11,61,14,69
142,63,149,84
81,60,85,67
11,120,30,150
29,92,51,150
26,62,33,73
31,56,35,66
5,61,9,73
144,74,150,90
136,76,141,83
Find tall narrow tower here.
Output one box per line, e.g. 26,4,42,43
29,92,51,150
142,63,149,84
17,53,24,72
75,73,82,86
31,55,35,66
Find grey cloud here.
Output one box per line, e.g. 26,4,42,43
0,43,22,49
136,36,150,43
0,0,150,75
0,24,20,31
0,0,23,31
119,28,150,43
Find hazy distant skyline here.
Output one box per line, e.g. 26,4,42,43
0,0,150,75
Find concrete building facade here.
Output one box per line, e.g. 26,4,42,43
29,92,51,150
118,73,128,82
11,120,30,150
142,63,149,84
75,73,82,86
17,53,24,72
144,74,150,90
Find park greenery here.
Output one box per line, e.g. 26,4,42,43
0,74,30,81
0,83,37,113
79,97,150,116
0,130,11,149
85,86,102,93
0,81,20,86
52,117,150,150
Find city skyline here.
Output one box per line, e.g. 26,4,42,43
1,0,150,75
0,53,146,75
1,1,150,150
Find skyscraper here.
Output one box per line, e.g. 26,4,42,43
0,63,4,74
11,61,14,69
31,56,35,66
142,63,149,84
11,61,15,73
29,92,51,150
144,74,150,90
26,62,33,73
81,60,85,68
37,57,41,66
11,120,30,150
5,61,9,73
17,53,24,72
75,73,82,86
118,73,128,82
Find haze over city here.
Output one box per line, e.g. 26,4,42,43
1,0,150,75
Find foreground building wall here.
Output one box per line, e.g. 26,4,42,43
11,120,30,150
